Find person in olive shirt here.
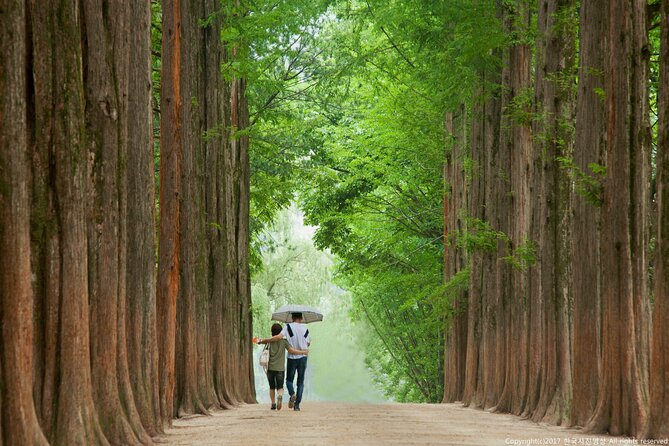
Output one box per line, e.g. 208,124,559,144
263,323,308,410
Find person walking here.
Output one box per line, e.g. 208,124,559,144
262,323,308,410
259,312,311,411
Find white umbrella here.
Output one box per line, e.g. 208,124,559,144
271,304,323,324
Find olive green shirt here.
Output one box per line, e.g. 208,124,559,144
268,339,291,372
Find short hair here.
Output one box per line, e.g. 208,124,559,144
271,323,282,336
291,312,303,321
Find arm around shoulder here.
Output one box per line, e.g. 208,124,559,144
258,333,284,344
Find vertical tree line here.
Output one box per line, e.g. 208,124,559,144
443,0,668,439
0,1,255,445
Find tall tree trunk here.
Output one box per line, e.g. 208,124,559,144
126,0,162,436
82,1,152,443
443,106,469,404
175,0,208,417
236,76,256,403
204,0,235,409
532,0,576,425
0,2,49,444
493,1,533,416
571,0,606,428
629,0,652,407
27,1,110,444
585,0,647,436
158,0,182,424
644,0,669,439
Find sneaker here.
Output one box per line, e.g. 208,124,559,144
288,394,296,409
277,398,282,411
294,404,300,411
271,403,277,410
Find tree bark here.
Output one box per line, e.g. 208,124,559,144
82,1,152,443
158,0,182,424
26,1,110,444
585,0,647,436
571,0,606,428
0,2,49,444
643,0,669,439
126,0,162,436
443,107,469,404
531,0,575,426
629,0,651,408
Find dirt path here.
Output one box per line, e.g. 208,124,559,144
165,402,613,446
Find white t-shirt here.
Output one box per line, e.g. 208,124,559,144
281,323,310,359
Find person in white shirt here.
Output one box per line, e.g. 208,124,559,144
259,312,311,411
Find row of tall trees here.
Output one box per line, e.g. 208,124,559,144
0,1,254,445
443,0,668,439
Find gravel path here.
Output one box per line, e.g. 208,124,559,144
164,402,614,446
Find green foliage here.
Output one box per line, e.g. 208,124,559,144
251,208,385,403
455,218,508,253
243,0,509,402
505,87,535,126
557,156,606,206
502,239,537,271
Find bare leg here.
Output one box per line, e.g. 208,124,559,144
277,388,284,410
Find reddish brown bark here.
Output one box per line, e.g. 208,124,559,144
571,0,606,428
584,0,647,436
442,107,469,404
174,0,208,417
158,0,182,424
643,0,669,439
0,3,49,444
531,0,575,425
236,76,257,403
494,2,533,415
462,93,486,409
82,1,152,443
26,1,110,444
629,0,652,406
126,0,162,436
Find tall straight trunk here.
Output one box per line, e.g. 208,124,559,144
204,0,234,409
443,106,469,404
26,1,109,444
126,0,162,436
223,71,242,404
494,1,532,416
158,0,182,424
462,95,486,408
28,1,64,438
463,62,502,408
0,3,49,444
82,1,152,443
644,0,669,439
629,0,652,406
235,76,256,403
481,55,503,410
571,0,606,428
532,0,576,425
175,0,208,417
585,0,647,436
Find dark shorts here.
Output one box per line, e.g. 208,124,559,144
267,370,284,389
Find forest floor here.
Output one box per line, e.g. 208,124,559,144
164,402,614,445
